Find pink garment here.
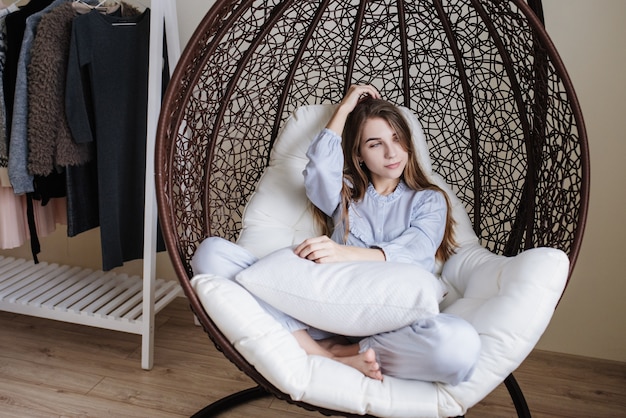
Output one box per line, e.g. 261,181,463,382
0,183,67,250
0,185,27,249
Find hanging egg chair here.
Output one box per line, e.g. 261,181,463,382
155,0,589,416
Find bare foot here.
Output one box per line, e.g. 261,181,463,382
335,348,383,381
292,331,382,380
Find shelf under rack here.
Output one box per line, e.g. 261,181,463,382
0,255,182,335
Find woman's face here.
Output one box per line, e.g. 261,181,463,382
358,117,408,193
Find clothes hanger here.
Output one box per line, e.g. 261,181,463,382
5,1,22,13
7,0,30,10
95,0,119,6
100,0,150,13
125,0,148,12
94,1,152,16
72,0,121,15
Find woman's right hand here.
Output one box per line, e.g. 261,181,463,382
294,235,385,263
326,84,381,134
339,84,381,112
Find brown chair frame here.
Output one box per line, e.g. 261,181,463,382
155,0,589,416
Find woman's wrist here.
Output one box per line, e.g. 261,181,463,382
342,245,386,262
326,106,351,133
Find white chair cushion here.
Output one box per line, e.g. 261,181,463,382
193,245,567,417
192,105,569,417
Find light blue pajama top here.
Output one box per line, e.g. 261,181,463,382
303,128,447,273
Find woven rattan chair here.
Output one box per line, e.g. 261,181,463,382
155,0,589,416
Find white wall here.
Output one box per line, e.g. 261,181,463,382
175,0,213,45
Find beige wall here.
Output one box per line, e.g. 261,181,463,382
1,0,623,363
536,0,626,362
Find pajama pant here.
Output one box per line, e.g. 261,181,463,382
192,237,481,385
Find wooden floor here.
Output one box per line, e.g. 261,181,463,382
0,297,624,418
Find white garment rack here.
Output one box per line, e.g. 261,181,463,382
0,0,182,370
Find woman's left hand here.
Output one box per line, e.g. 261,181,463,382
294,236,385,263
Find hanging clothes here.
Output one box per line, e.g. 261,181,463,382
8,0,68,195
27,1,141,175
0,2,66,249
1,2,34,178
65,8,164,270
27,1,141,238
0,5,23,249
0,186,67,249
0,9,13,175
1,0,58,257
4,0,54,194
26,2,93,176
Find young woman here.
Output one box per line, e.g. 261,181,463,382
192,85,480,384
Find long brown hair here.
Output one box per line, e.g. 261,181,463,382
312,98,457,262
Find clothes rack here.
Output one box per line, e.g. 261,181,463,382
0,0,182,370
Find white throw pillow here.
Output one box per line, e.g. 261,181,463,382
235,247,447,336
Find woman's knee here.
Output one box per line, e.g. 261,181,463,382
360,314,480,384
190,237,258,278
434,314,481,385
191,237,223,275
